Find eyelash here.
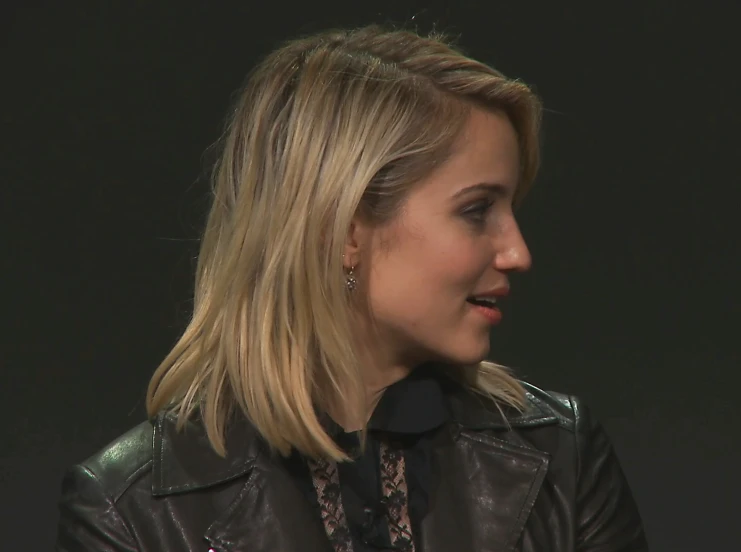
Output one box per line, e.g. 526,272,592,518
463,199,496,224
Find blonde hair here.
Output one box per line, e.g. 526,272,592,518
146,24,543,461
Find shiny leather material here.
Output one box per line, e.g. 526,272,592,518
56,382,648,551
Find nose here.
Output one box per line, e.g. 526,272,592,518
493,220,532,272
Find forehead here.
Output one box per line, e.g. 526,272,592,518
421,108,520,198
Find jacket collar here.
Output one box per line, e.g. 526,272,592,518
151,411,260,496
151,379,558,496
446,380,560,430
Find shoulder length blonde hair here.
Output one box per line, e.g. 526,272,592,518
146,24,543,461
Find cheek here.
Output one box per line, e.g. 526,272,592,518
430,233,492,285
403,235,491,304
367,221,491,314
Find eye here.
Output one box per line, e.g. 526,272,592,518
462,199,495,224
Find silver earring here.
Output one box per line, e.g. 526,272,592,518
345,265,357,291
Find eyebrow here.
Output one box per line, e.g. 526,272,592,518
451,182,511,200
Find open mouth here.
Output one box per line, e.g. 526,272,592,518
466,297,498,308
466,296,503,324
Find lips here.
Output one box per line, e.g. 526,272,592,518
469,286,509,299
466,296,498,307
467,299,503,324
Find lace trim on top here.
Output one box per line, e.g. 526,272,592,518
308,440,416,552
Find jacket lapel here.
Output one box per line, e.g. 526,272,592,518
153,413,332,552
204,456,333,552
421,425,551,552
419,383,558,552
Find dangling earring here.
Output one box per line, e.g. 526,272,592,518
342,254,357,291
345,265,357,292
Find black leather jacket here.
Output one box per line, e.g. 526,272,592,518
55,382,648,551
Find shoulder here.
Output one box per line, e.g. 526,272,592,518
56,413,254,548
73,419,156,501
446,378,612,467
446,378,589,433
516,384,648,549
520,381,591,430
517,382,609,454
56,420,156,549
66,411,262,500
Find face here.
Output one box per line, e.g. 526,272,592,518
347,108,532,375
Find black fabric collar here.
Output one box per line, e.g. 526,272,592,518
320,367,451,439
366,368,450,434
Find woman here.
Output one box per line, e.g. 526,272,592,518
56,24,648,552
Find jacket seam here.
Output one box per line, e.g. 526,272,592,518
111,458,153,502
570,395,582,484
158,414,166,491
550,395,578,434
156,468,254,494
459,428,550,457
206,466,262,550
81,464,142,549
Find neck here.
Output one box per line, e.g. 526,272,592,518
332,313,424,431
330,350,415,432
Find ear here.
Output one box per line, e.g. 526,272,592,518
343,216,372,269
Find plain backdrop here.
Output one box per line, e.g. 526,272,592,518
2,2,739,550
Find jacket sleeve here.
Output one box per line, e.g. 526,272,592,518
56,464,139,552
572,397,649,552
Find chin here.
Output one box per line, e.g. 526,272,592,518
447,342,490,366
420,332,490,367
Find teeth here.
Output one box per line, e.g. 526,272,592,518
474,297,497,306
